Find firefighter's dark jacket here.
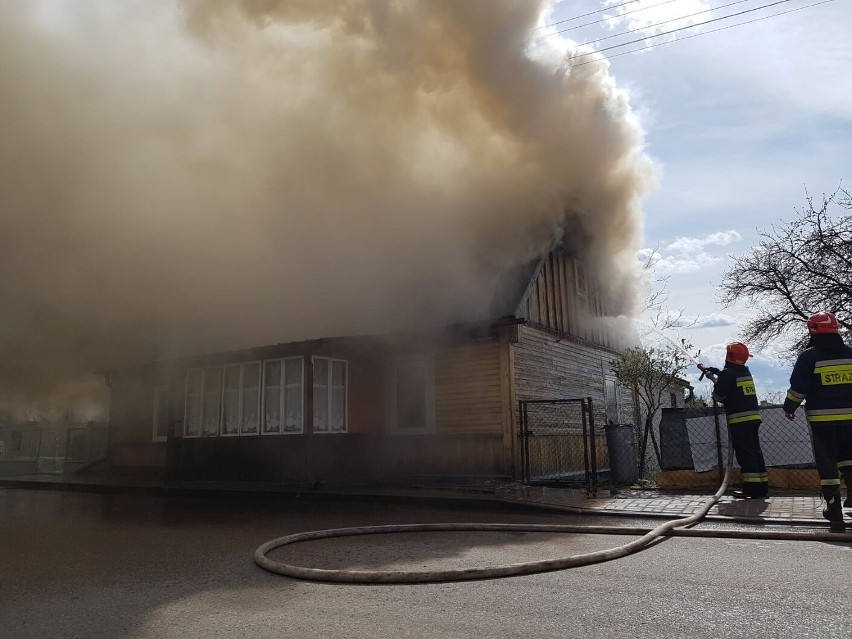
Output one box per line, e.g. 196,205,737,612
712,363,760,425
783,342,852,423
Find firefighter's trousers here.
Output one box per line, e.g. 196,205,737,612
730,421,768,497
809,420,852,501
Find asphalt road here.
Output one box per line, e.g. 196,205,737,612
1,488,849,639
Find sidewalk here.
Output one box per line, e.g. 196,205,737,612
496,484,828,525
0,473,830,525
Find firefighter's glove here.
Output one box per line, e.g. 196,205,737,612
704,367,721,376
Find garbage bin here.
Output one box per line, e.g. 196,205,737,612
605,423,639,484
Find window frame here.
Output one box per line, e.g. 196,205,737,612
312,356,348,434
184,366,223,438
261,357,305,435
386,355,436,435
220,360,263,438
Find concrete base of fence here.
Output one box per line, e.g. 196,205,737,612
657,468,822,491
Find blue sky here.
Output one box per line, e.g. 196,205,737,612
545,0,852,398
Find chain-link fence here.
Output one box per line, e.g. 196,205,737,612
660,405,820,491
518,399,645,490
0,422,108,477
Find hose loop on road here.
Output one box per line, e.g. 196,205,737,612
254,428,850,584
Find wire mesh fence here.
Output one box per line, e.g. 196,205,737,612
518,398,647,490
517,399,820,492
660,405,821,492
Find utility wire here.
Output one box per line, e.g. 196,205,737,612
536,0,683,40
536,0,644,30
566,0,796,58
571,0,835,66
577,0,755,48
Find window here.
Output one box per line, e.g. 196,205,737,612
313,357,347,433
604,377,621,425
263,358,304,434
10,430,22,452
152,387,169,442
221,362,262,436
184,358,304,438
184,367,222,437
387,356,435,433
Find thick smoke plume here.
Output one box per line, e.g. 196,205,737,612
0,0,651,413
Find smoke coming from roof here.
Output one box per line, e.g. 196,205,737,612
0,0,652,412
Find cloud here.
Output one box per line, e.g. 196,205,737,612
676,312,737,329
639,229,742,273
603,0,714,39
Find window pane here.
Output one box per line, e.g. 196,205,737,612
222,366,241,435
397,366,426,430
222,390,239,435
243,362,260,388
186,369,203,394
313,358,329,432
263,360,282,434
331,361,346,432
242,363,261,434
284,358,303,432
202,367,221,436
264,360,281,386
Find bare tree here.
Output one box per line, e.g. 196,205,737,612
720,186,852,351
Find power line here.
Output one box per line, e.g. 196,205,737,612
567,0,797,59
577,0,756,49
536,0,683,40
571,0,835,66
536,0,644,30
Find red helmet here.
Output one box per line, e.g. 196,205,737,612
807,312,839,335
725,342,749,365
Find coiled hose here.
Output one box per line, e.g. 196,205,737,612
255,433,852,583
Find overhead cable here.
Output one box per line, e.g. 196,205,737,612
571,0,835,66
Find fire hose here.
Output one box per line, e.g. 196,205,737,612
255,410,852,583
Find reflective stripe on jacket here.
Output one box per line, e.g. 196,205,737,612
713,364,761,424
782,345,852,423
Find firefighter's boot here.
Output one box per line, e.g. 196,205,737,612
823,494,845,532
842,471,852,508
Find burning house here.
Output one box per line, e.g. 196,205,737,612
107,246,637,484
1,2,654,484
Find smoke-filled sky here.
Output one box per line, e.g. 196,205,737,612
0,0,653,409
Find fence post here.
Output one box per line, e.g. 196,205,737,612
587,397,597,493
519,401,528,482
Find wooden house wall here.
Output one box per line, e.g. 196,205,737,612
517,250,613,349
512,324,635,476
378,337,512,478
108,334,514,483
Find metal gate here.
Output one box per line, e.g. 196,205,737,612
518,398,601,489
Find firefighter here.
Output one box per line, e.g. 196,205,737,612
698,342,769,498
783,312,852,530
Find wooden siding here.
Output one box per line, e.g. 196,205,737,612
517,249,614,349
435,342,503,436
511,324,634,479
513,324,634,426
